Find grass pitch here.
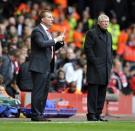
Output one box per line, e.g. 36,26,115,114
0,120,135,131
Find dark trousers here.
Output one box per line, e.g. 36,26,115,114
87,83,107,117
31,71,50,118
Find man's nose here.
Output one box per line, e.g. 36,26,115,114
51,17,54,21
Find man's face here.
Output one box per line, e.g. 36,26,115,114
99,18,109,30
41,12,54,27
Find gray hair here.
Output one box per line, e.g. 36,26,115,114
98,14,109,22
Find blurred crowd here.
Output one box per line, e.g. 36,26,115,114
0,0,135,99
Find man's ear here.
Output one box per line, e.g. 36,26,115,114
41,18,44,22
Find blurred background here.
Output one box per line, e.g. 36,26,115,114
0,0,135,117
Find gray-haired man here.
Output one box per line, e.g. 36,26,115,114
84,14,113,121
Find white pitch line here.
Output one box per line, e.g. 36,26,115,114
23,121,102,124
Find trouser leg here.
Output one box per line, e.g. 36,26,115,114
87,84,98,118
31,71,50,117
96,85,107,116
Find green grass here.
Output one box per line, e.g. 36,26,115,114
0,121,135,131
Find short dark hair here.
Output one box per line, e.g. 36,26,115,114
38,10,51,21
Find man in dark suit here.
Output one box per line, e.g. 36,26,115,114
29,10,65,121
84,14,113,121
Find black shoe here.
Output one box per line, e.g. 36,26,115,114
87,117,97,121
99,118,108,121
31,116,51,121
96,115,108,122
87,114,98,121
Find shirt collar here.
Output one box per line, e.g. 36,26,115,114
40,23,48,32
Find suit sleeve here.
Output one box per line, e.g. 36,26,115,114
84,30,97,64
31,30,55,48
110,33,113,65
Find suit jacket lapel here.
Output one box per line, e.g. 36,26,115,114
99,33,106,42
38,24,48,37
97,29,106,43
38,24,55,57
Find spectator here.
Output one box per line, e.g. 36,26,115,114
51,69,67,93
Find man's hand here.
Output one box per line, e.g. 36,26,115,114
54,29,66,43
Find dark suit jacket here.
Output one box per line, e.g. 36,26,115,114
0,55,13,86
17,61,33,91
84,25,113,85
29,24,63,73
